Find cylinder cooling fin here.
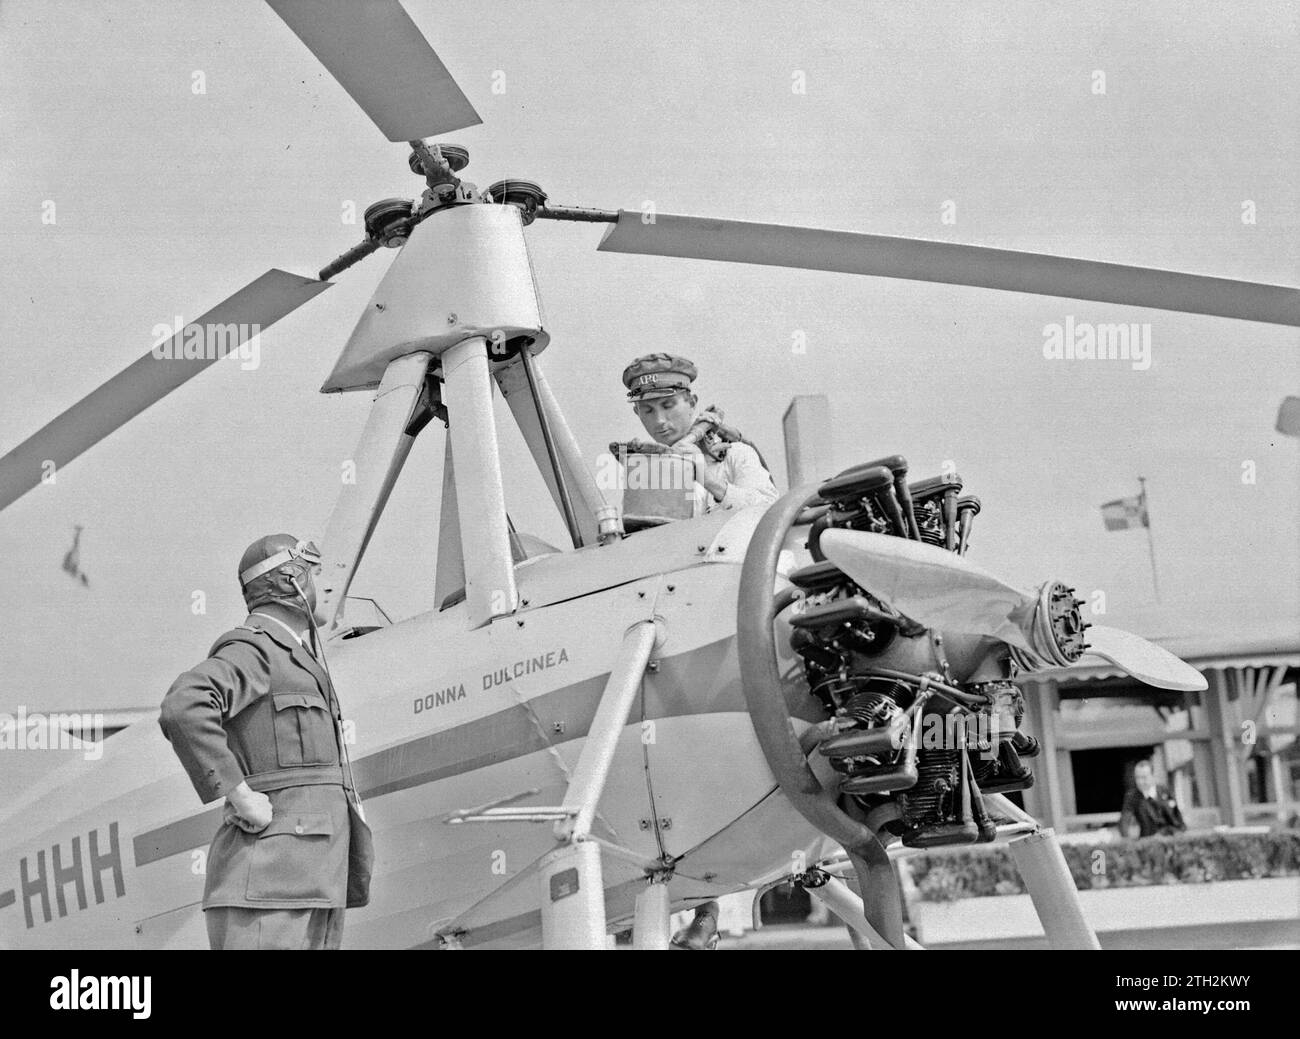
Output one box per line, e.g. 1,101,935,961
782,454,1041,850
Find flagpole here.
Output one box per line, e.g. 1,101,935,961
1138,475,1161,601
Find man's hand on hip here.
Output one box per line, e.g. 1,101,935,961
224,781,272,833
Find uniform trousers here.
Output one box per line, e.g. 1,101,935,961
205,906,345,949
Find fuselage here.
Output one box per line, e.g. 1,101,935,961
0,505,828,949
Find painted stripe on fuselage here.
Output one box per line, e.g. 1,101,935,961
133,637,745,867
134,806,223,867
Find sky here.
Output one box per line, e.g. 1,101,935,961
1,0,1297,716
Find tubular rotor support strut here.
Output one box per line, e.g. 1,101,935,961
445,621,661,948
519,346,583,548
538,620,661,949
444,336,517,627
318,351,433,630
1009,829,1101,950
633,875,673,950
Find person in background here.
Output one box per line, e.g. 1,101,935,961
1120,758,1187,838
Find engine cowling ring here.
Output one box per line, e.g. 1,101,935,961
736,482,907,949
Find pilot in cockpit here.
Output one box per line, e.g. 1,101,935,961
616,354,778,947
620,353,778,519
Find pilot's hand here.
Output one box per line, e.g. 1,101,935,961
670,440,727,500
225,781,272,833
668,439,707,466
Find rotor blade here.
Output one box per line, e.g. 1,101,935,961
266,0,481,142
598,212,1300,327
819,529,1036,649
1083,625,1207,692
0,270,329,514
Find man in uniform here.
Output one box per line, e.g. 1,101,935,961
621,355,775,948
621,353,778,517
159,534,354,950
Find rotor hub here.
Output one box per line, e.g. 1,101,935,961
488,180,548,225
364,198,417,248
409,142,469,176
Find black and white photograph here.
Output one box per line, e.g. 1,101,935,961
0,0,1296,991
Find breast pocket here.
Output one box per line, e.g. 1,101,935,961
246,812,334,902
271,692,337,767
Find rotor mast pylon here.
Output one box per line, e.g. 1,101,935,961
315,175,620,628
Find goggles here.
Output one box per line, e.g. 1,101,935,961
239,538,322,587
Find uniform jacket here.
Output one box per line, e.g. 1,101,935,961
692,442,780,516
159,613,349,910
1120,785,1187,838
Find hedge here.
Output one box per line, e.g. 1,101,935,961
905,831,1300,903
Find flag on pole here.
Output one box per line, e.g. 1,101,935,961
1102,478,1160,599
1100,494,1148,531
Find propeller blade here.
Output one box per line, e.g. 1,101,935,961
1083,625,1207,692
266,0,482,142
818,529,1036,649
818,530,1208,692
598,212,1300,327
0,270,329,514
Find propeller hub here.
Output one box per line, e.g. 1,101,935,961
1020,581,1089,668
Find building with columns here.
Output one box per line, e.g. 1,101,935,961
1019,634,1299,833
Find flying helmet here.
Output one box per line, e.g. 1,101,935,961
238,534,322,607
